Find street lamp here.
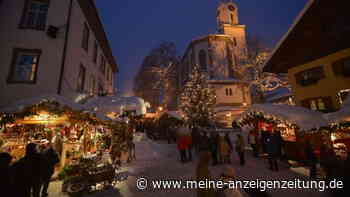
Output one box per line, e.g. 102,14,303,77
158,106,163,111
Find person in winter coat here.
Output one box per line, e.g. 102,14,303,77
40,144,60,197
0,152,13,196
196,151,215,197
304,140,317,179
235,134,245,166
12,143,45,197
248,130,258,158
218,135,231,164
177,135,188,163
184,134,193,161
265,132,280,171
209,133,219,166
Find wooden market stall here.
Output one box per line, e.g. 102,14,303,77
324,96,350,159
0,95,112,169
236,104,330,162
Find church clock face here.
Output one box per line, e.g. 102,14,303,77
228,5,235,11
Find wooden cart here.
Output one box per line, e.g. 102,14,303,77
62,158,116,197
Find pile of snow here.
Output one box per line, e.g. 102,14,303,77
0,94,84,113
237,104,329,131
324,96,350,123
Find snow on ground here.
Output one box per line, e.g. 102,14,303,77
49,133,332,197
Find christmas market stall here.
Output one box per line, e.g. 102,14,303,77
0,95,112,169
236,104,329,161
324,96,350,159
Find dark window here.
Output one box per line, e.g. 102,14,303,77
100,55,106,73
233,38,237,46
82,23,90,51
93,41,98,63
229,88,233,96
77,64,86,92
20,0,49,30
7,48,41,83
295,66,325,86
225,88,229,96
333,57,350,77
90,75,95,95
199,50,207,71
106,67,109,80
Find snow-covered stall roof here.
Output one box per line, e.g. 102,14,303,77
237,104,329,131
324,96,350,123
84,96,147,115
84,95,124,114
0,94,84,113
264,87,293,103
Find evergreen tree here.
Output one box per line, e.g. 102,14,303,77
180,64,216,127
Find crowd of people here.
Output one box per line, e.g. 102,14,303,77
0,142,59,197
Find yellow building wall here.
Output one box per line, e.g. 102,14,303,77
288,48,350,110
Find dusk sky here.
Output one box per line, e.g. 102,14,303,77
95,0,307,96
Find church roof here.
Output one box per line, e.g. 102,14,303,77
181,34,233,62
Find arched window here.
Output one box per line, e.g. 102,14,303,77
199,50,207,71
231,14,235,24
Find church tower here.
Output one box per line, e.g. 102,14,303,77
217,1,247,61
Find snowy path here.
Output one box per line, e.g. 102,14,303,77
49,133,332,197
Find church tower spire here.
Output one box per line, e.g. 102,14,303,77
217,1,239,29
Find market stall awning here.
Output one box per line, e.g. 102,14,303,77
237,104,329,131
324,97,350,123
0,94,84,113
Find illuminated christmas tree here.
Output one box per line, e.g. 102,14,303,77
180,64,216,127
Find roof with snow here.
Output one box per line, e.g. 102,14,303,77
84,96,147,115
264,87,293,103
0,94,84,113
324,96,350,124
237,103,329,131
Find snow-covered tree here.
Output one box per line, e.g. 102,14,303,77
180,64,216,127
133,41,179,110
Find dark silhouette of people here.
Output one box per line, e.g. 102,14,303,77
266,132,280,171
41,145,60,197
235,133,245,166
210,133,219,166
0,152,13,196
304,140,317,179
12,143,45,197
177,135,188,163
